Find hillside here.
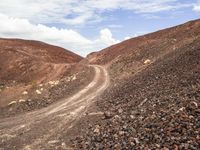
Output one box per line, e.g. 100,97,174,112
0,38,91,115
71,20,200,149
0,38,82,63
0,38,82,83
87,19,200,80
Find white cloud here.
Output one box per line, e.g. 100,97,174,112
99,28,120,45
0,0,192,25
193,1,200,12
124,31,148,40
124,36,131,40
0,13,119,56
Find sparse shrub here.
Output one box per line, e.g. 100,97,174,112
30,80,37,89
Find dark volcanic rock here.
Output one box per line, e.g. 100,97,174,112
72,22,200,149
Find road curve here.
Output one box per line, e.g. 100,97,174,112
0,65,109,150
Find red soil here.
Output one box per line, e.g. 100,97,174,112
0,38,83,106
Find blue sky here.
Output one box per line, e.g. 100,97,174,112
0,0,199,56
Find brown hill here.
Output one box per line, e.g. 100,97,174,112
87,19,200,79
0,38,82,63
0,38,82,83
0,38,83,107
72,20,200,149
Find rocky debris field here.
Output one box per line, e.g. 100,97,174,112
0,65,94,118
72,38,200,149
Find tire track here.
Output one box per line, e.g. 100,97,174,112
0,65,109,150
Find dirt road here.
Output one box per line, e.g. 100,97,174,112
0,65,109,150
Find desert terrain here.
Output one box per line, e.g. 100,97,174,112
0,19,200,149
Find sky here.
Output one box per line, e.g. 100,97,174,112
0,0,199,56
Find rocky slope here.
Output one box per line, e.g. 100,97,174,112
87,19,200,80
0,19,200,149
72,19,200,149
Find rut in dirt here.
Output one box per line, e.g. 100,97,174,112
0,65,109,150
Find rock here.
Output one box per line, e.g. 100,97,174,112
8,101,17,105
23,145,31,150
22,91,28,95
71,75,77,81
104,111,113,119
119,131,124,135
48,80,59,86
134,138,140,144
48,140,59,144
19,99,26,103
176,107,185,113
155,144,160,148
94,125,100,134
130,115,135,119
48,81,54,85
163,147,169,150
36,90,42,94
114,115,121,120
61,142,67,148
144,59,151,64
118,108,123,114
173,144,178,150
54,80,59,85
189,101,198,109
94,128,100,133
97,143,104,150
